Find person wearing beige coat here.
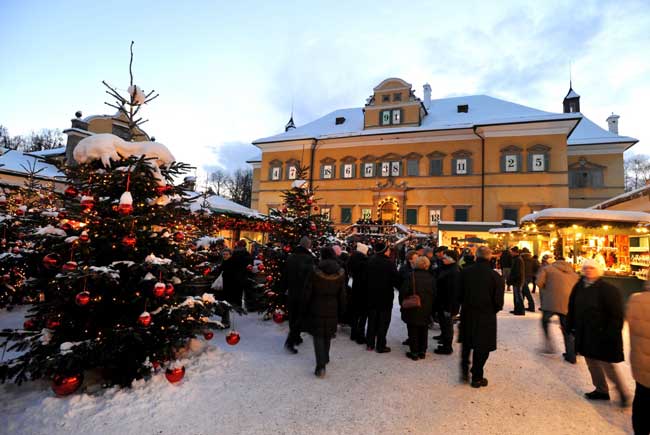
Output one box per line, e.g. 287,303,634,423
536,258,580,363
626,287,650,435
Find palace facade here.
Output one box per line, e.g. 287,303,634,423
249,78,638,233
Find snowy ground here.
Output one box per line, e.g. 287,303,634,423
0,291,635,435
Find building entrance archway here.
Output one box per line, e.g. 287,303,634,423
377,197,400,224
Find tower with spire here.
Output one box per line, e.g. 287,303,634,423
563,81,581,113
284,114,296,132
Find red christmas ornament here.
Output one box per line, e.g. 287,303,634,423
257,263,265,272
75,291,90,306
118,191,133,215
202,267,211,276
164,283,175,296
273,310,285,324
246,264,253,272
155,184,172,195
225,330,241,346
15,207,25,216
122,234,137,248
257,254,264,260
62,261,78,272
64,186,78,198
79,231,90,243
52,374,83,396
307,199,313,205
46,318,60,329
153,282,166,297
138,311,152,327
281,207,288,214
174,231,185,242
165,366,185,383
152,360,161,370
58,211,67,219
266,275,273,282
43,253,62,270
283,245,291,253
310,223,317,231
60,222,73,232
23,319,37,330
203,330,214,340
80,196,95,211
314,206,319,211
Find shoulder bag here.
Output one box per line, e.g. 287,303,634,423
401,271,421,309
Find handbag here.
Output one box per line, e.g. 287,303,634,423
401,271,421,309
211,272,224,291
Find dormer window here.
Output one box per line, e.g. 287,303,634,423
457,104,469,113
393,93,402,102
381,109,401,126
382,94,390,103
392,110,401,124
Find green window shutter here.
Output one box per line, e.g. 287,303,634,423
500,155,506,173
320,165,324,179
467,159,473,175
430,159,442,176
544,154,550,172
503,208,518,222
268,166,273,180
527,153,533,172
454,208,468,222
341,207,352,224
406,209,418,224
340,164,345,178
591,170,604,187
451,158,457,175
352,163,356,178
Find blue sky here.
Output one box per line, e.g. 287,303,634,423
1,0,649,179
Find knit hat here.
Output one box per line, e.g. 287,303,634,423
356,242,369,256
373,241,388,254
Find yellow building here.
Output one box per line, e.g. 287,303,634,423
248,77,637,233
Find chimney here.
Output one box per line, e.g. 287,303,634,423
606,113,620,135
423,83,431,110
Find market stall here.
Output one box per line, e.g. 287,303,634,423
437,221,516,250
488,226,552,256
520,208,650,298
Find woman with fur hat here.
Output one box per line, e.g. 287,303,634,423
567,259,630,407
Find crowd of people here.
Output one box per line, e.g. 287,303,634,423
214,236,649,434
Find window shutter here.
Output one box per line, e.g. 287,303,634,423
516,154,522,172
352,163,356,178
340,164,345,178
591,170,604,187
320,165,324,179
451,158,457,175
406,209,418,224
544,154,550,172
430,159,442,176
500,155,506,173
467,159,473,175
269,166,273,181
331,165,336,179
527,153,533,172
399,161,403,176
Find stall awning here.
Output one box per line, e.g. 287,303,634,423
520,208,650,225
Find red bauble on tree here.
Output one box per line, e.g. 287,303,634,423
51,374,83,396
165,366,185,383
80,195,95,211
64,186,78,198
46,318,61,329
226,330,240,345
23,319,37,330
203,330,214,340
43,253,62,270
138,311,152,327
79,231,90,243
122,234,137,248
164,283,175,296
173,231,185,242
75,291,90,306
118,191,133,215
273,310,285,324
246,264,253,272
257,263,265,272
265,275,273,282
62,261,78,272
153,282,166,297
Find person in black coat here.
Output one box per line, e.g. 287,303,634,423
347,243,370,344
232,240,254,309
216,248,237,327
434,249,461,355
365,241,400,353
500,248,513,291
302,247,346,378
508,247,528,315
284,236,315,353
400,256,436,360
567,259,630,406
458,246,505,388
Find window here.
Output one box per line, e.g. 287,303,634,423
569,170,604,188
363,162,375,177
341,207,352,224
341,163,354,179
381,162,390,177
392,109,401,124
321,164,334,179
429,209,442,225
503,208,518,223
454,158,468,175
452,151,472,176
393,93,402,102
454,208,469,222
381,110,391,125
406,208,418,225
270,166,281,181
287,165,297,180
361,208,372,220
531,154,546,171
390,161,400,176
429,159,443,176
504,154,519,172
407,159,419,176
321,208,331,221
382,94,390,103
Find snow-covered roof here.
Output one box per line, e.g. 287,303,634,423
489,227,521,234
25,147,66,157
567,116,636,146
520,208,650,225
565,88,580,99
0,149,64,180
188,193,262,218
253,94,636,148
591,184,650,210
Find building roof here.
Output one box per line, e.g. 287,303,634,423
25,147,66,157
565,88,580,99
187,192,262,218
521,208,650,225
253,94,636,147
0,149,64,181
591,184,650,210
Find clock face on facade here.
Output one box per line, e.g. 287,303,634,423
288,166,297,179
532,154,545,171
271,167,281,180
505,155,517,172
323,165,333,178
382,111,391,125
343,164,353,178
391,161,400,176
455,159,467,175
381,162,390,176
